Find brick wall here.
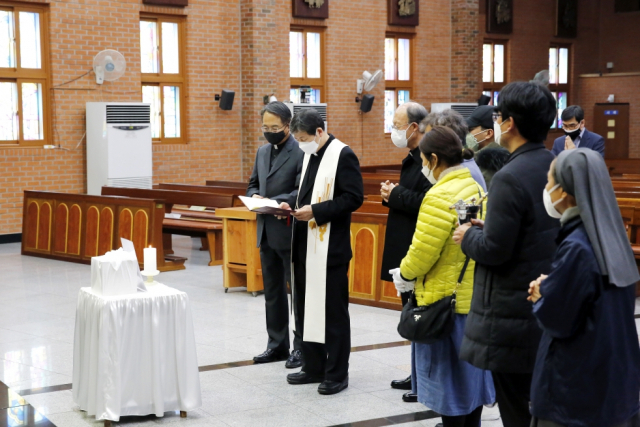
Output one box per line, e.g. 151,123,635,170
1,0,480,235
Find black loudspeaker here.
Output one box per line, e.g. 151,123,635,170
219,90,235,110
478,94,491,106
359,94,375,113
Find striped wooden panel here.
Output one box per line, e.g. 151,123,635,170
98,207,114,255
68,204,82,255
37,202,52,251
85,206,100,257
25,201,39,249
132,209,149,262
53,203,69,254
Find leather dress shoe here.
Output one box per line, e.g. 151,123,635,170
402,392,418,403
253,348,289,364
390,375,412,390
318,377,348,395
287,371,324,385
285,349,303,369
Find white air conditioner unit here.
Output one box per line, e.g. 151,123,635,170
86,102,153,196
285,103,328,133
430,103,478,119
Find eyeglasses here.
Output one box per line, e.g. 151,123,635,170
261,125,287,133
491,112,502,123
391,123,412,132
561,122,580,131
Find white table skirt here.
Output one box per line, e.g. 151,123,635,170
72,284,201,421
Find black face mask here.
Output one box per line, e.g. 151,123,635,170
564,128,581,141
264,131,287,145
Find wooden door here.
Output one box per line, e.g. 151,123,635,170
594,103,630,159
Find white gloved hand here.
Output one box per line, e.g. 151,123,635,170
389,268,416,294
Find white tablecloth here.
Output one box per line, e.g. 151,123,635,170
72,284,201,421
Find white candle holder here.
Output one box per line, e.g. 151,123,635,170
141,269,160,285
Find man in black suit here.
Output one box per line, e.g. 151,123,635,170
280,108,364,395
246,102,304,368
453,82,561,427
379,102,431,400
550,105,605,157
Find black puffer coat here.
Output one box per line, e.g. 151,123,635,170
460,143,560,373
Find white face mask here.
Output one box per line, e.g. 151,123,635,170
422,164,437,185
391,125,415,149
543,184,564,219
494,120,508,147
299,133,319,155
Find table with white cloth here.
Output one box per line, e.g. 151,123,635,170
72,284,201,423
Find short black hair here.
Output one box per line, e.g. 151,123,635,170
419,126,475,168
404,102,428,126
260,101,292,125
561,105,584,123
290,108,325,135
497,81,557,143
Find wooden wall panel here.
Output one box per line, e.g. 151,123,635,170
68,204,82,255
98,207,114,255
53,203,69,253
37,203,52,251
85,206,100,257
119,208,133,241
25,201,39,249
132,209,149,261
226,220,248,265
350,226,377,298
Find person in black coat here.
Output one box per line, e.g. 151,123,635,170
281,108,364,396
453,82,561,427
246,102,305,368
527,149,640,427
379,102,431,398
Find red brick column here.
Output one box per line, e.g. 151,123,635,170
451,0,482,103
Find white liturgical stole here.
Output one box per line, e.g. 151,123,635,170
293,138,347,344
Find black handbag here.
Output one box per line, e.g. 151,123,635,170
397,256,470,344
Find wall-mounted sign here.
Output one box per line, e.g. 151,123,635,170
293,0,329,19
604,110,619,115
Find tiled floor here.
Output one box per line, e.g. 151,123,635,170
0,237,634,426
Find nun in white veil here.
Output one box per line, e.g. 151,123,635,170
527,148,640,427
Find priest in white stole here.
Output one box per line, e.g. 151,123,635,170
280,108,364,395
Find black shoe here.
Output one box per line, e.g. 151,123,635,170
253,348,289,364
287,371,324,385
402,392,418,403
390,375,412,390
318,377,348,395
285,349,303,369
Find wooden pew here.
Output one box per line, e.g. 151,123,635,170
101,187,237,266
607,159,640,176
159,183,246,197
205,180,248,189
21,191,184,271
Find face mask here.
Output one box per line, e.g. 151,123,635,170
471,129,491,148
543,184,564,219
391,126,415,149
466,133,479,151
264,130,286,145
299,134,319,155
494,120,509,147
564,128,581,141
422,164,437,185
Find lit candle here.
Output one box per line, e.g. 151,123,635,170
144,246,157,272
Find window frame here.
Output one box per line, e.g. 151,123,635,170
289,26,325,103
140,14,186,144
482,39,508,106
0,3,51,148
384,33,414,134
548,43,571,130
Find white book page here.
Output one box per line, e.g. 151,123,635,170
238,195,280,211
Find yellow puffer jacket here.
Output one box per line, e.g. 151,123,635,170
400,167,485,313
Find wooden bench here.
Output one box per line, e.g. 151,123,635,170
607,159,640,176
101,187,238,267
21,191,185,271
205,180,248,189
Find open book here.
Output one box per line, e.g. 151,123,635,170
238,195,293,217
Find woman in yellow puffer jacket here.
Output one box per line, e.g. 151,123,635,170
392,126,495,427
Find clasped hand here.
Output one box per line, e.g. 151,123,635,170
389,268,415,294
278,202,314,221
527,274,547,303
380,180,396,203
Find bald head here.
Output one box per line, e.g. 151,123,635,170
392,102,428,150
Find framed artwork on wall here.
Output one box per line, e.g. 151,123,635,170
556,0,577,38
388,0,419,26
486,0,512,34
292,0,329,19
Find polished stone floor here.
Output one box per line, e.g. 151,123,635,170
0,237,637,426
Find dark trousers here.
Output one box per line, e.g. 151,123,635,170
259,237,301,353
293,258,351,382
492,372,533,427
441,405,483,427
